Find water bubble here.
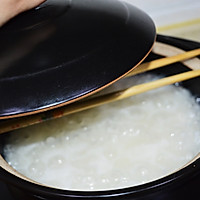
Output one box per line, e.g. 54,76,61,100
196,97,200,104
65,136,70,141
170,133,175,137
157,102,162,108
174,82,180,87
58,159,63,164
141,168,148,177
122,131,127,136
129,128,133,133
46,137,55,145
83,126,88,131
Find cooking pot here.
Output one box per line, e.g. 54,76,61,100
0,35,200,200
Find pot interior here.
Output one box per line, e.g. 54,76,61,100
0,37,200,198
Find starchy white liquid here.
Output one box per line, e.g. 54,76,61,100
4,75,200,191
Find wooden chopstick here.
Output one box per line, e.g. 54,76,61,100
0,49,199,134
0,69,200,134
126,48,200,77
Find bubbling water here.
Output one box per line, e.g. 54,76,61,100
4,75,200,191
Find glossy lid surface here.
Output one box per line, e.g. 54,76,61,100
0,0,156,119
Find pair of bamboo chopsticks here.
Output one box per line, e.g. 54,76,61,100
0,48,200,134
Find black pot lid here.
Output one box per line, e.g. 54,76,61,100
0,0,156,119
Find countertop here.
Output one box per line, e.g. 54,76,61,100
124,0,200,42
